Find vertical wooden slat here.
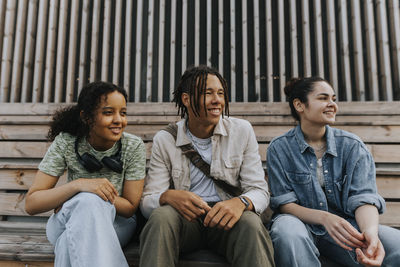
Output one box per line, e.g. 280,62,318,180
146,0,155,102
124,0,133,96
218,0,223,74
21,0,39,103
89,0,101,82
43,0,59,103
230,0,236,102
337,0,352,101
101,0,112,81
182,0,188,72
32,0,49,102
194,0,199,66
313,0,324,77
326,0,338,97
65,0,79,103
289,0,298,77
77,0,90,94
169,0,177,100
54,0,69,103
301,0,311,76
278,0,285,100
112,0,123,84
242,1,248,102
0,0,6,77
376,0,393,101
388,0,400,94
253,0,261,101
350,0,365,100
134,0,143,102
207,0,212,66
10,0,29,103
0,0,17,102
157,0,166,102
364,0,379,100
265,0,273,102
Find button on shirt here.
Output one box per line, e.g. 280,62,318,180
266,125,386,235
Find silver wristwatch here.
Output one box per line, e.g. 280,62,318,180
238,196,250,210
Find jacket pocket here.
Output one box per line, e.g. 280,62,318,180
223,156,241,180
285,171,313,207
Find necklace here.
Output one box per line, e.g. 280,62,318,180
304,135,327,153
312,143,326,152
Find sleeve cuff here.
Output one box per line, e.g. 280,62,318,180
270,191,298,210
347,193,386,215
140,192,163,219
242,190,269,215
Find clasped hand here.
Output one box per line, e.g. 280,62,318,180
322,213,385,266
163,190,245,230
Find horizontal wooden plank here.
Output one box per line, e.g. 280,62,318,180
2,114,400,127
0,261,53,267
1,102,400,116
0,193,51,217
0,170,67,190
380,202,400,227
2,123,400,143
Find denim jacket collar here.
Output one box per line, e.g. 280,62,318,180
175,117,227,147
294,125,337,157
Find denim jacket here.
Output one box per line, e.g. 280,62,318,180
267,125,386,235
140,117,270,219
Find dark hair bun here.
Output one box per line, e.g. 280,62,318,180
284,77,302,97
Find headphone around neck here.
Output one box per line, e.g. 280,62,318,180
75,137,123,173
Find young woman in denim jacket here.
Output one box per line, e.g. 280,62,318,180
267,77,400,267
25,82,146,267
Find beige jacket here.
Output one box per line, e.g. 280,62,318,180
140,117,270,218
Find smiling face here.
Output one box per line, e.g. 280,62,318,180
294,81,338,126
183,74,226,138
87,91,127,150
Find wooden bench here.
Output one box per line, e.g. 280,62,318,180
0,102,399,266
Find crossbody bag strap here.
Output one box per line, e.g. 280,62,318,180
163,122,241,197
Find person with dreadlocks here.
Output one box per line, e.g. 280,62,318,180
139,65,275,267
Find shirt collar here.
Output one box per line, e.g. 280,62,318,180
294,124,337,157
175,117,227,147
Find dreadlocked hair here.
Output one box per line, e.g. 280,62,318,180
172,65,229,118
47,81,127,141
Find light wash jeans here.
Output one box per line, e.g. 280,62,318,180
46,192,136,267
269,214,400,267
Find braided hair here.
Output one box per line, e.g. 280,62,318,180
172,65,229,118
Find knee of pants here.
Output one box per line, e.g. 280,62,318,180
270,214,311,245
236,211,264,230
232,211,268,239
68,192,112,212
143,205,181,233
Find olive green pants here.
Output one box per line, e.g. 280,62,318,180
139,205,275,267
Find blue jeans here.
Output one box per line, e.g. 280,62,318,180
269,214,400,267
46,192,136,267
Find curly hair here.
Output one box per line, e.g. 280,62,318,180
47,81,128,141
284,77,328,121
172,65,229,118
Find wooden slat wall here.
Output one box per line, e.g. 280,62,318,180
0,0,399,103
